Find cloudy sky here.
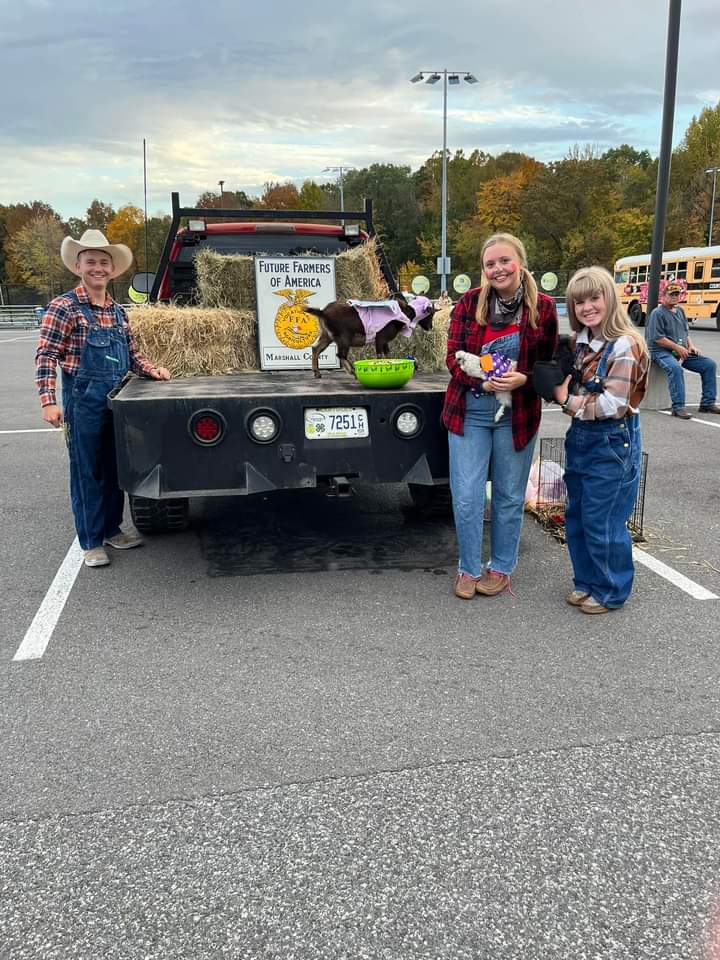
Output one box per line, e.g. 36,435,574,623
2,0,718,221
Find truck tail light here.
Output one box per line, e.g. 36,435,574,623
189,409,226,446
246,408,281,443
393,405,423,438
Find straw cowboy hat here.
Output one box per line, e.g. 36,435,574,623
60,229,133,279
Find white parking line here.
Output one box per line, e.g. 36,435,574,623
633,547,718,600
13,538,85,661
0,335,37,343
0,428,59,434
658,410,720,428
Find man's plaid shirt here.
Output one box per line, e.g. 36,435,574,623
441,287,558,451
35,284,157,407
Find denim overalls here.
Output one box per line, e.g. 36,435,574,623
450,323,535,578
61,291,130,550
563,340,642,609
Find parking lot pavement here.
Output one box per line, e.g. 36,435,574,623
2,329,720,958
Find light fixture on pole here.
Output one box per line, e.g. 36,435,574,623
324,165,355,221
218,179,225,208
705,166,720,246
411,69,478,295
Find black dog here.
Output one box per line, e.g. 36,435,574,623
532,335,581,401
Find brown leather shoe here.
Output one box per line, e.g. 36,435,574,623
579,596,611,615
671,408,692,419
453,573,478,599
475,570,511,596
698,403,720,414
566,590,590,607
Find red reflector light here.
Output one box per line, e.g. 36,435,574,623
188,409,226,446
195,416,220,441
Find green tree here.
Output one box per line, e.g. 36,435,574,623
298,180,327,210
85,199,115,232
343,164,420,269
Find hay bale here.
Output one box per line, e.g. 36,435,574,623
130,252,448,377
335,238,390,301
195,239,389,309
128,304,258,376
195,249,257,310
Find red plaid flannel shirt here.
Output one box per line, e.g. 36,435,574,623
441,287,558,450
35,284,157,407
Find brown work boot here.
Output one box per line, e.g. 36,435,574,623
453,573,478,599
475,570,512,596
84,546,111,567
671,408,692,419
698,403,720,414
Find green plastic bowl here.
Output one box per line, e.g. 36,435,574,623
353,358,415,388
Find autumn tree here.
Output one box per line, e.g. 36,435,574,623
106,205,145,271
5,214,75,297
259,182,301,209
196,190,254,209
397,260,424,293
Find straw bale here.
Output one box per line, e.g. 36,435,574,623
128,304,258,376
335,238,390,301
195,238,389,310
195,249,256,310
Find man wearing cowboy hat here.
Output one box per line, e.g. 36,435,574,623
35,229,171,567
646,281,720,419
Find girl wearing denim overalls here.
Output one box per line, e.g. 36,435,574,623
553,267,649,614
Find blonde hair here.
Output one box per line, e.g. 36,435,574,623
566,266,648,354
475,232,539,328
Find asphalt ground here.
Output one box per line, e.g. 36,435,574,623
1,321,720,959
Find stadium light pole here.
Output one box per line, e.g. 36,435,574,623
411,69,478,295
218,179,225,208
705,166,720,246
324,165,355,222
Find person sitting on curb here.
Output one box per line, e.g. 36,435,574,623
645,283,720,419
35,229,171,568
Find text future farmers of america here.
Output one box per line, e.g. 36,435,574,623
258,260,332,288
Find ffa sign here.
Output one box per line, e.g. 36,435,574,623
255,257,339,371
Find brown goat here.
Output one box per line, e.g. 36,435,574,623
307,294,435,378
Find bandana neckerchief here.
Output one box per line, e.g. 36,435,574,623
490,283,524,328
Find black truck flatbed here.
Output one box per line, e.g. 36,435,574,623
113,370,450,401
109,372,451,503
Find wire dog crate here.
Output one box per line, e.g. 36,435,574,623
531,437,648,542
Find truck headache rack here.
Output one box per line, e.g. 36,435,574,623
150,193,397,302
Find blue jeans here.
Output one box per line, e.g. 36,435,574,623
62,372,125,550
652,353,717,409
564,415,642,609
449,391,536,578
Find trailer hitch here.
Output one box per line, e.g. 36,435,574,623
326,476,353,498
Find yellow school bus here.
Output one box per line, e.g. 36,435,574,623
613,245,720,329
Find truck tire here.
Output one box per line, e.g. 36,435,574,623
716,306,720,331
408,482,453,518
629,302,645,327
129,496,190,534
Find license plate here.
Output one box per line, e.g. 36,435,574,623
304,407,369,440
